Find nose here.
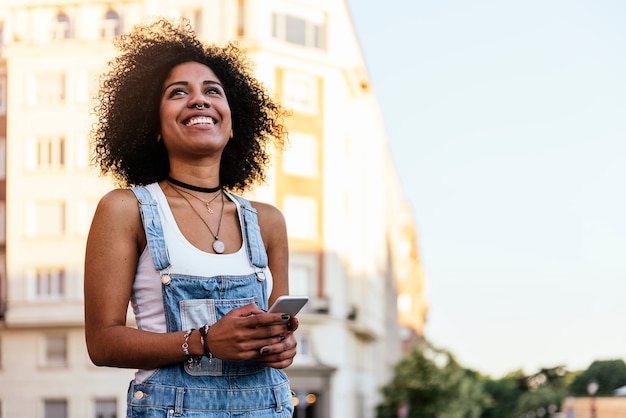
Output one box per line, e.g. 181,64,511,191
189,90,210,110
190,99,209,110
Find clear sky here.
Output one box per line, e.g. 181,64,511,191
347,0,626,378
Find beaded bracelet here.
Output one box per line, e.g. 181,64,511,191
198,324,214,363
182,329,195,363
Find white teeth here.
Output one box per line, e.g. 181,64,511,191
185,116,215,126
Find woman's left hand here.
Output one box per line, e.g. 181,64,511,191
258,317,299,369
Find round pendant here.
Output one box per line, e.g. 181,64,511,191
212,240,225,254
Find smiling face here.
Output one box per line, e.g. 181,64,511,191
159,61,233,160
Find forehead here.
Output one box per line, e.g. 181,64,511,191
163,61,221,85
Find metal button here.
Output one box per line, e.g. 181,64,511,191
134,390,144,400
161,274,171,285
256,271,266,282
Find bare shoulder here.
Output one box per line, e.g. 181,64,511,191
96,188,141,219
87,188,145,257
249,201,288,268
90,188,144,238
250,201,286,228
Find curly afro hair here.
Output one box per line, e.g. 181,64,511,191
91,18,287,191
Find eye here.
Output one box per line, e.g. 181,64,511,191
206,87,223,95
169,88,187,97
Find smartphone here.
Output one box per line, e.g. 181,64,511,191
268,295,309,317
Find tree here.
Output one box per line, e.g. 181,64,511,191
569,359,626,396
376,343,490,418
514,386,567,417
480,371,527,418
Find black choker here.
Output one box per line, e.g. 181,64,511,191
166,175,221,193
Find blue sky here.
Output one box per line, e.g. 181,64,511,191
347,0,626,377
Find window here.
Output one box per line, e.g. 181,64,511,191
25,201,66,237
285,15,306,45
35,268,66,299
289,252,318,296
283,195,318,239
282,71,319,114
75,133,91,169
296,332,311,358
76,199,97,235
272,12,326,50
0,77,6,114
45,335,67,367
0,136,5,178
398,294,413,315
289,264,313,296
0,201,5,244
53,13,71,40
77,69,101,105
44,399,67,418
237,0,246,37
101,10,122,38
282,133,318,177
94,399,117,418
31,72,65,105
25,136,65,171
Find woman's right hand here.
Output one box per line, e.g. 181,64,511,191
205,303,292,361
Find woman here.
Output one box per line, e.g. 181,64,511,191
84,18,297,417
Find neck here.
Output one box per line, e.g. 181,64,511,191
166,175,221,193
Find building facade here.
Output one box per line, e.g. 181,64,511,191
0,1,428,417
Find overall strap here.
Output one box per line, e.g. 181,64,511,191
130,186,171,273
225,192,268,269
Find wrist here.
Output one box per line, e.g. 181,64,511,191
182,329,204,360
198,324,214,361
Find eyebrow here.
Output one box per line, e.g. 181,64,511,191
162,80,224,93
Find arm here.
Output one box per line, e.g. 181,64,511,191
84,189,192,369
84,190,290,369
256,202,290,306
253,202,300,368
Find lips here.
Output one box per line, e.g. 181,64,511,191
184,116,215,126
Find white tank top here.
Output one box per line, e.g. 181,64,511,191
130,183,273,382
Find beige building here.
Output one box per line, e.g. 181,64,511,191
0,1,428,417
560,396,626,418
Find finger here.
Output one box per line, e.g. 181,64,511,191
255,323,290,339
287,317,299,332
259,334,297,356
227,303,266,318
245,312,291,327
258,334,287,355
259,345,297,368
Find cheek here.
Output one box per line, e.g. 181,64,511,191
159,106,177,132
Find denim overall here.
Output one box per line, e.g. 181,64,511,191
126,186,294,417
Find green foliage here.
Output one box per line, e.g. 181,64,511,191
479,367,569,418
376,343,490,418
568,359,626,396
514,386,567,417
480,371,526,418
377,342,626,418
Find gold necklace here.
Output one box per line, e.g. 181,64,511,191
171,186,226,254
171,185,222,214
